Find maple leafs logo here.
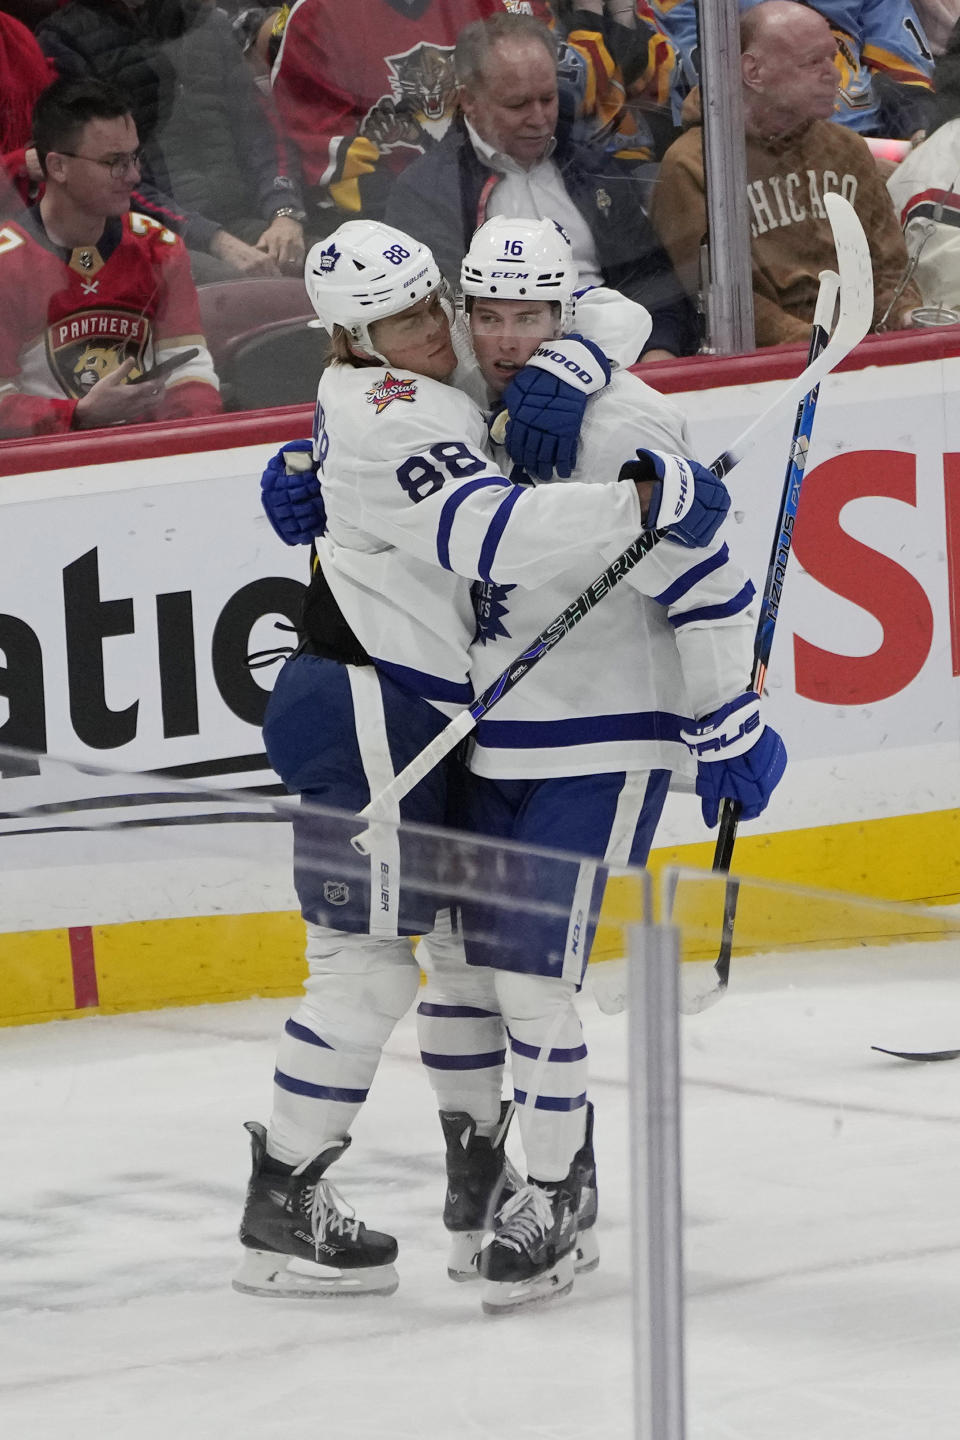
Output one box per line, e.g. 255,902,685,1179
317,241,340,272
472,580,515,646
366,372,418,413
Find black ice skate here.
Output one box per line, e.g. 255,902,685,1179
439,1102,520,1281
476,1175,578,1315
232,1121,399,1298
572,1101,600,1274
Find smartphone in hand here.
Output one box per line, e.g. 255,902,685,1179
129,347,200,385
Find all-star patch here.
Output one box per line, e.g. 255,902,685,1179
366,371,417,412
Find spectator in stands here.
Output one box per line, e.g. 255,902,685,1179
0,78,221,439
232,5,283,93
269,0,550,225
36,0,306,279
268,0,640,227
886,18,960,314
548,1,678,160
651,0,920,348
385,12,698,362
0,10,56,214
649,0,936,139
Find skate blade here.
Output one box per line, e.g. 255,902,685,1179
575,1226,600,1274
232,1248,399,1299
480,1253,575,1316
447,1229,485,1283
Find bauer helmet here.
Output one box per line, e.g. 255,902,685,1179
304,220,444,357
460,217,577,329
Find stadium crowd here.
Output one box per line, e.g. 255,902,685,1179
1,0,959,436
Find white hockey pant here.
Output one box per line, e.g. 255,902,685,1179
267,922,420,1165
416,909,505,1134
495,969,588,1183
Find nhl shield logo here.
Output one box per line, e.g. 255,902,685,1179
323,880,350,906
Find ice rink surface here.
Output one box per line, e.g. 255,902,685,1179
3,943,959,1440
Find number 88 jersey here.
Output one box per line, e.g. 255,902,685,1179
312,359,645,716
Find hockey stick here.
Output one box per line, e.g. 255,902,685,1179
871,1046,960,1062
353,194,872,855
680,198,874,1016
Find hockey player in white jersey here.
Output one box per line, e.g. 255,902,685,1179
414,217,787,1313
234,219,732,1302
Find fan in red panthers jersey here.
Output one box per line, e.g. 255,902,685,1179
0,76,221,438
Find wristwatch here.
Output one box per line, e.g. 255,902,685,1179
272,206,306,223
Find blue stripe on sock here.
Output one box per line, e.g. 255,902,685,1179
419,1048,507,1071
284,1018,333,1049
417,1002,500,1019
513,1089,588,1112
274,1068,367,1103
508,1032,588,1063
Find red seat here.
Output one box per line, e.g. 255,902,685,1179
217,314,329,412
196,278,314,368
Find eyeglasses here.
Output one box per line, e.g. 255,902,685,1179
57,148,144,179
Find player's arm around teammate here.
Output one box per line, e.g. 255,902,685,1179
236,219,729,1308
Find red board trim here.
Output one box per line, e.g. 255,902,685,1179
68,926,99,1010
3,327,960,478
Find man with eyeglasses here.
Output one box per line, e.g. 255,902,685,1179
0,76,221,437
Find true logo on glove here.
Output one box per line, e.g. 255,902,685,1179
689,707,761,756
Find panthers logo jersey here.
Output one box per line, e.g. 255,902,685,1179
0,209,220,437
272,0,549,211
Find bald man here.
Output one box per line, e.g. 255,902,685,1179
651,0,920,346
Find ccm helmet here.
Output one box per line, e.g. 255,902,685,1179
460,217,577,328
304,220,443,357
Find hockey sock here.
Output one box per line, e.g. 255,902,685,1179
267,926,420,1166
495,971,588,1182
416,913,506,1131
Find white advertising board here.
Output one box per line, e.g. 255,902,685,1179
2,351,959,928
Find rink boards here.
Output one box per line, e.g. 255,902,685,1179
2,330,960,1023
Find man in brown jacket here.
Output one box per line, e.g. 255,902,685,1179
650,0,919,347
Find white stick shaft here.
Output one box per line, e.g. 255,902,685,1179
355,709,475,834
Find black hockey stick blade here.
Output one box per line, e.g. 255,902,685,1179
871,1046,960,1062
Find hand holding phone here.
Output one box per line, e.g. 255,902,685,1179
129,347,200,385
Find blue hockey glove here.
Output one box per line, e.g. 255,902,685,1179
619,449,730,548
502,333,612,481
260,438,327,546
681,692,787,828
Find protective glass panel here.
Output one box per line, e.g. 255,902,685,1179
665,865,960,1440
3,746,959,1439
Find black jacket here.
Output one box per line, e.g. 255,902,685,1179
385,114,698,358
37,0,303,251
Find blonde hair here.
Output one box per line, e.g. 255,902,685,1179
329,325,379,367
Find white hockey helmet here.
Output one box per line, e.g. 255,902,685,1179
460,217,577,328
304,220,444,357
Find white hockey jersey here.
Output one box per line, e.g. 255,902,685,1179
886,118,960,311
465,371,757,780
313,361,646,713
